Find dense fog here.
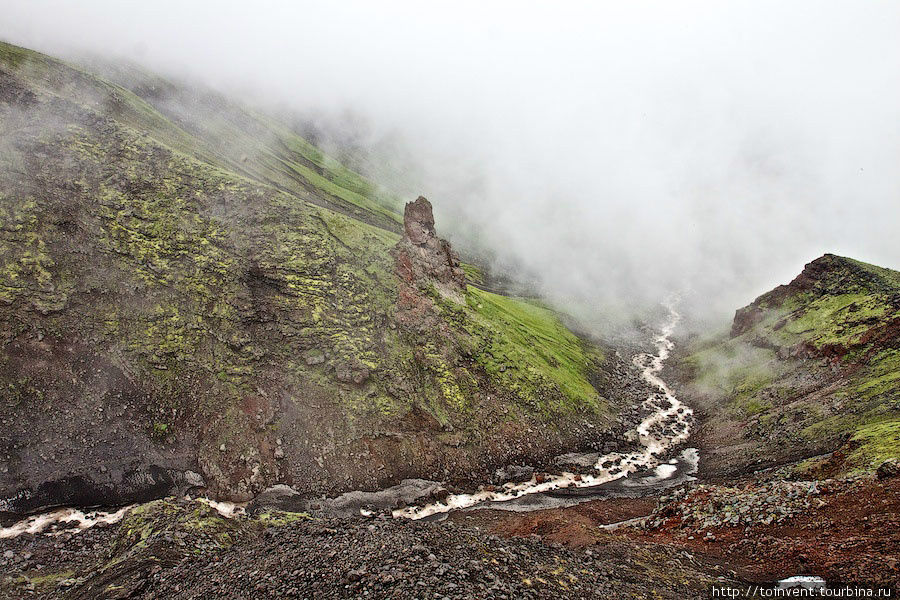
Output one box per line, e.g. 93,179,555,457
4,0,899,329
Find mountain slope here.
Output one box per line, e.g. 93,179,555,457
87,58,406,230
676,254,900,478
1,43,403,231
0,41,639,518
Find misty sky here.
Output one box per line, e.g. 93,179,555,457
3,1,900,326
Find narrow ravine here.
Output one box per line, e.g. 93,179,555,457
0,305,694,536
394,304,694,519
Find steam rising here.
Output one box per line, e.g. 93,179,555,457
3,1,899,326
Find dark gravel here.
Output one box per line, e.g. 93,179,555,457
0,498,730,599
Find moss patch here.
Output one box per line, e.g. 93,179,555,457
253,511,312,527
775,293,895,349
844,420,900,474
465,287,605,415
460,263,485,286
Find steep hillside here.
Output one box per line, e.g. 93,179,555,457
86,59,406,231
676,254,900,478
0,41,640,519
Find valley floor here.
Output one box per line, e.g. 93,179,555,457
0,496,728,599
455,472,900,589
2,298,898,598
2,470,897,598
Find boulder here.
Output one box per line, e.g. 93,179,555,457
303,349,325,366
323,478,444,516
181,470,205,488
246,484,308,514
876,459,899,480
494,464,535,484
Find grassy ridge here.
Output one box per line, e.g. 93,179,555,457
681,254,900,476
1,41,402,230
466,288,605,414
88,57,404,228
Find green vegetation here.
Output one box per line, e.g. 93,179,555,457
14,570,74,594
253,511,312,527
276,135,403,225
854,349,900,401
774,292,895,349
844,420,900,474
460,262,486,285
0,42,32,67
842,256,900,289
1,40,402,230
465,287,606,415
151,422,169,438
0,39,614,496
113,500,237,556
684,341,777,394
682,253,900,475
0,196,69,312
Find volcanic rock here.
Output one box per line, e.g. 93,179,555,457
392,196,466,333
247,484,308,514
876,459,900,480
403,196,437,246
494,464,535,485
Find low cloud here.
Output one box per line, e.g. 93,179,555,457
3,0,899,330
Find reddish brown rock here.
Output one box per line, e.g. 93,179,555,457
404,196,436,246
391,196,466,333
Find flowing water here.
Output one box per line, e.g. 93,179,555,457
0,498,242,539
394,304,695,519
0,505,133,539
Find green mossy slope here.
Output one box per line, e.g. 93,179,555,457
679,254,900,477
88,58,404,229
465,288,605,414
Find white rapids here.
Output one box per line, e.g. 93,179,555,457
394,304,693,520
0,505,133,539
0,497,243,540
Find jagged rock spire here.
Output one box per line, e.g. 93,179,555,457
403,196,436,246
393,196,466,332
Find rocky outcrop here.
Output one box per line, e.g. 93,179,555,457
402,196,437,245
392,196,466,333
731,254,900,337
730,304,766,338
